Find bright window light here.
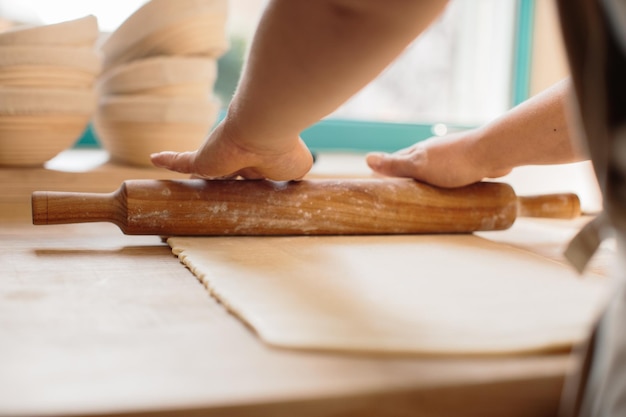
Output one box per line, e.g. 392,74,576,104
9,0,147,31
1,0,520,127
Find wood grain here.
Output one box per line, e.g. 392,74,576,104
0,220,576,417
32,178,521,235
31,179,584,236
517,193,581,218
0,154,605,417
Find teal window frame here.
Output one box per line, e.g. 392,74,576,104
76,0,535,153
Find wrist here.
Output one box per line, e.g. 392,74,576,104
220,111,302,156
467,126,515,180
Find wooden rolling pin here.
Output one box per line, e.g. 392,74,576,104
31,178,580,236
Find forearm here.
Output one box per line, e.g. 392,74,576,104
471,78,587,172
226,0,448,150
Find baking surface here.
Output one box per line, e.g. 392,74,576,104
0,151,613,416
1,222,580,417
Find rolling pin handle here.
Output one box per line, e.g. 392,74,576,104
517,193,581,219
31,188,127,229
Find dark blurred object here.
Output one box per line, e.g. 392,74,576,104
556,0,626,416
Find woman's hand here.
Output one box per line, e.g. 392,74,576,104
366,131,512,188
151,121,314,180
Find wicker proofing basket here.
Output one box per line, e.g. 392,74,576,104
97,56,216,97
101,0,228,71
0,15,99,47
0,45,102,89
0,114,92,166
0,88,97,166
94,94,220,167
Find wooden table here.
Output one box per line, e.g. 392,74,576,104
0,151,609,417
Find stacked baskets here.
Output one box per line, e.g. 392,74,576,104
95,0,228,167
0,16,100,166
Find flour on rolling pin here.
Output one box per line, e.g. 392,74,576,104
31,178,580,236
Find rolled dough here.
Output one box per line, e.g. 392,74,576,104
169,234,609,355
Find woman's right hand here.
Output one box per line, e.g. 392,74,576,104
151,121,314,181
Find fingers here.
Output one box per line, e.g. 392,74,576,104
151,137,314,181
152,151,265,180
366,151,421,179
151,151,197,174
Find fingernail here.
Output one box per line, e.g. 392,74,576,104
367,152,384,168
150,153,164,167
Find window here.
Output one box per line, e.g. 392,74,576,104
1,0,534,152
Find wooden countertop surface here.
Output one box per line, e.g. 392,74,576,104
0,151,611,417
